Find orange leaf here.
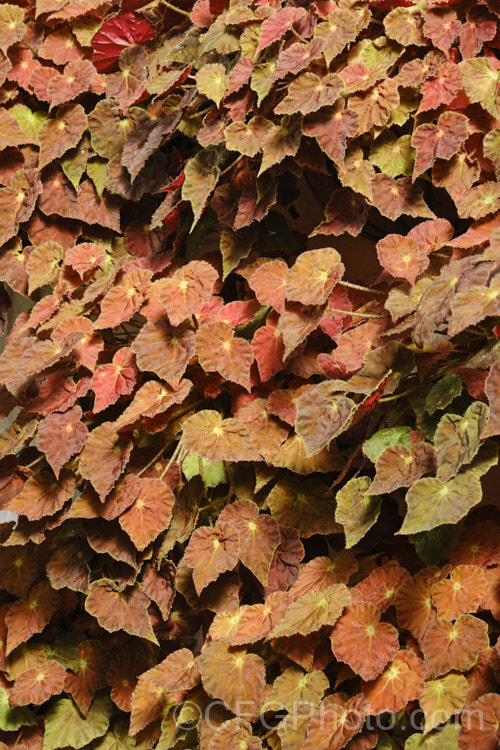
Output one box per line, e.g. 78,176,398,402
119,477,175,551
362,650,427,714
10,660,66,707
355,563,410,612
459,693,500,750
330,602,400,681
5,470,75,521
138,649,200,693
285,247,344,306
107,652,148,712
38,103,87,169
432,564,488,620
200,641,266,718
395,569,439,640
157,260,218,327
64,640,107,715
132,319,195,389
36,405,88,477
79,422,133,499
421,614,489,678
236,398,288,465
85,579,158,644
183,517,239,596
5,582,59,655
195,321,254,390
268,584,351,638
219,500,280,586
291,552,358,598
46,538,90,594
181,409,261,462
248,259,288,312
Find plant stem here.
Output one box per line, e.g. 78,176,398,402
136,442,166,477
160,442,184,479
290,27,307,44
219,154,244,177
163,1,191,17
337,280,387,296
329,307,388,319
379,384,421,402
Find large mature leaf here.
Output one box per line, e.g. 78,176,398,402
199,641,266,718
43,694,113,750
183,517,239,595
85,580,158,644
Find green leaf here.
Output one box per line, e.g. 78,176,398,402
434,401,489,482
43,694,113,750
182,452,227,488
412,525,453,566
363,426,412,463
0,688,36,732
399,471,483,535
405,723,459,749
9,103,48,140
94,721,136,750
87,157,109,197
182,149,220,228
44,632,86,671
335,476,381,547
425,375,462,415
369,133,415,177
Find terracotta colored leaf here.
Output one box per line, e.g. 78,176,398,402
91,12,155,71
396,569,439,641
362,650,427,714
335,477,381,548
107,652,147,712
0,5,25,54
195,321,253,390
38,27,83,65
91,348,138,414
36,405,87,478
219,500,280,586
257,7,305,50
459,693,500,750
131,319,195,389
209,591,289,645
451,521,500,567
269,584,351,638
119,478,175,551
64,641,107,715
273,433,342,475
266,525,304,595
199,641,266,718
276,72,343,116
370,174,435,221
265,666,328,716
182,150,220,227
182,409,261,462
128,680,169,736
46,538,90,594
420,673,468,734
158,260,218,326
399,472,483,535
432,564,487,620
369,441,437,495
356,563,410,613
0,545,39,597
259,114,302,175
267,475,339,538
303,102,359,168
94,270,152,330
183,517,239,595
47,60,96,108
116,379,191,431
5,469,75,521
248,259,288,312
79,422,133,499
285,247,344,306
292,552,358,598
79,179,121,233
252,323,285,382
208,718,262,750
422,614,489,678
225,117,273,158
106,46,148,108
137,649,200,693
377,233,429,285
412,112,470,179
312,188,369,238
331,602,400,681
85,580,158,644
5,582,59,655
295,383,356,456
303,693,370,750
38,104,87,169
42,694,112,750
141,562,175,620
278,302,326,359
10,660,66,707
236,398,288,465
314,9,361,65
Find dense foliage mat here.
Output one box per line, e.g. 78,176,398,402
0,0,498,748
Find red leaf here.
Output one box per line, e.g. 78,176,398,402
36,405,88,477
257,7,306,51
10,660,66,707
5,582,59,655
91,348,138,414
91,12,156,72
252,320,284,382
